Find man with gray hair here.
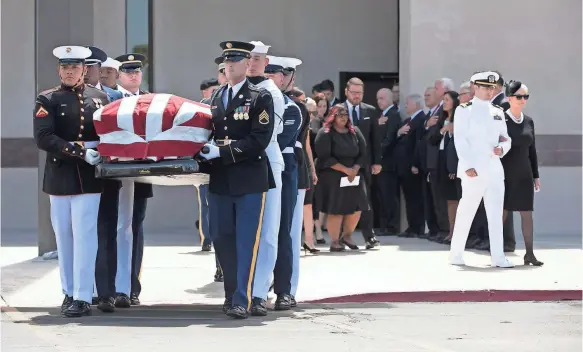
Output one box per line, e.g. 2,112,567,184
459,81,473,104
395,93,427,237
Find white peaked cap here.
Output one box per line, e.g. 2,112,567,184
52,46,92,60
101,57,121,70
470,71,499,86
266,55,287,68
249,41,271,54
280,56,303,70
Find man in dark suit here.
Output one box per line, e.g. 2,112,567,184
376,88,401,236
396,94,427,237
343,77,381,249
320,79,342,106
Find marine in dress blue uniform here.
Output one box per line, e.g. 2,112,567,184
253,56,303,315
113,53,153,306
200,41,275,319
34,46,108,317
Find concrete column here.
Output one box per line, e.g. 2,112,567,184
36,0,95,255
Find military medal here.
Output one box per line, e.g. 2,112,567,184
243,106,249,120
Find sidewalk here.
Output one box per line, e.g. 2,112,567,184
1,231,581,308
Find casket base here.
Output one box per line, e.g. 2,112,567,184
95,159,209,186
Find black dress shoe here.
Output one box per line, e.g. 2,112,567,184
91,297,99,305
201,243,212,252
226,305,248,319
504,247,515,253
364,237,380,249
466,236,482,249
397,231,414,238
222,298,233,313
418,232,431,239
475,240,490,251
114,293,131,308
250,297,267,316
61,295,73,313
316,238,326,245
130,293,140,306
274,294,292,311
290,295,297,308
214,267,224,282
97,297,115,313
63,300,91,317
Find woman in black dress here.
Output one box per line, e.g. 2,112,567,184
427,91,460,244
315,104,369,251
501,80,542,266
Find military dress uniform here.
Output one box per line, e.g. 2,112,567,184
113,53,153,305
251,57,302,315
449,71,513,268
34,46,108,317
246,42,287,311
200,41,275,319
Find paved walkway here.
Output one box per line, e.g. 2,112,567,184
2,230,581,308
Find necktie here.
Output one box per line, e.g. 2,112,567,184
227,87,233,108
352,105,358,125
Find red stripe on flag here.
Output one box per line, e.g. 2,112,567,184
177,111,213,129
147,140,206,158
98,142,148,159
133,94,156,139
94,101,124,135
162,96,182,132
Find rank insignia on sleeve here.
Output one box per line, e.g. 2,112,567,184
259,110,269,124
35,105,49,118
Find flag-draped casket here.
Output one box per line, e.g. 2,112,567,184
93,93,213,186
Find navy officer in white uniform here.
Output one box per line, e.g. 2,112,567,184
34,45,108,317
449,71,514,268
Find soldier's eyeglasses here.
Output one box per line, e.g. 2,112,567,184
513,94,529,100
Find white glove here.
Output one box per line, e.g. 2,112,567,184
199,143,220,160
84,149,101,165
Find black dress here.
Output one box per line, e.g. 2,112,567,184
314,127,370,215
305,118,323,209
501,113,539,211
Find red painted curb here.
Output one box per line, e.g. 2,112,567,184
304,290,583,304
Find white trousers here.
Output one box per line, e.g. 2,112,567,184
290,189,306,297
252,161,284,299
115,180,134,295
449,171,507,265
50,193,100,303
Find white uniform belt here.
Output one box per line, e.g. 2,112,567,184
70,141,99,148
282,147,294,154
295,141,302,149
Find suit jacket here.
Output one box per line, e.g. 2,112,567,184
392,110,426,176
379,105,401,170
414,104,442,172
344,102,382,169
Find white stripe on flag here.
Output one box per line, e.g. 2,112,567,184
99,130,146,145
93,106,104,122
145,93,172,141
117,96,140,133
173,102,211,126
149,126,211,144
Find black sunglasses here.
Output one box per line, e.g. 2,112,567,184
513,94,530,100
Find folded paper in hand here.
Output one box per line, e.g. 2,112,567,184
340,176,360,187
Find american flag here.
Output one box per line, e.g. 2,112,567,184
93,93,212,162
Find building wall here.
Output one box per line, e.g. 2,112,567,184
399,0,582,235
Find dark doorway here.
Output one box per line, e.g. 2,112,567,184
339,72,399,107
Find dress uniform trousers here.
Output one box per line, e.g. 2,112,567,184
449,158,507,265
209,191,266,310
114,180,134,296
130,195,147,296
197,184,220,269
252,157,283,300
272,152,298,296
290,189,306,297
51,193,101,303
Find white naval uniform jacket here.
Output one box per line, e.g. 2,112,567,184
453,97,512,179
255,78,285,167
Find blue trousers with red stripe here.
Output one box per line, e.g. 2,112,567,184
208,191,266,310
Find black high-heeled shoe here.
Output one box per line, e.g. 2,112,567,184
316,238,326,244
524,254,544,266
302,243,320,254
340,238,359,250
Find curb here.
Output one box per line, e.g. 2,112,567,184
303,290,583,304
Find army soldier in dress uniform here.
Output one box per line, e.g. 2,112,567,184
449,71,514,268
113,53,154,305
200,41,274,319
34,46,108,317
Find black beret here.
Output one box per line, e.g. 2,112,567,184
200,78,219,91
